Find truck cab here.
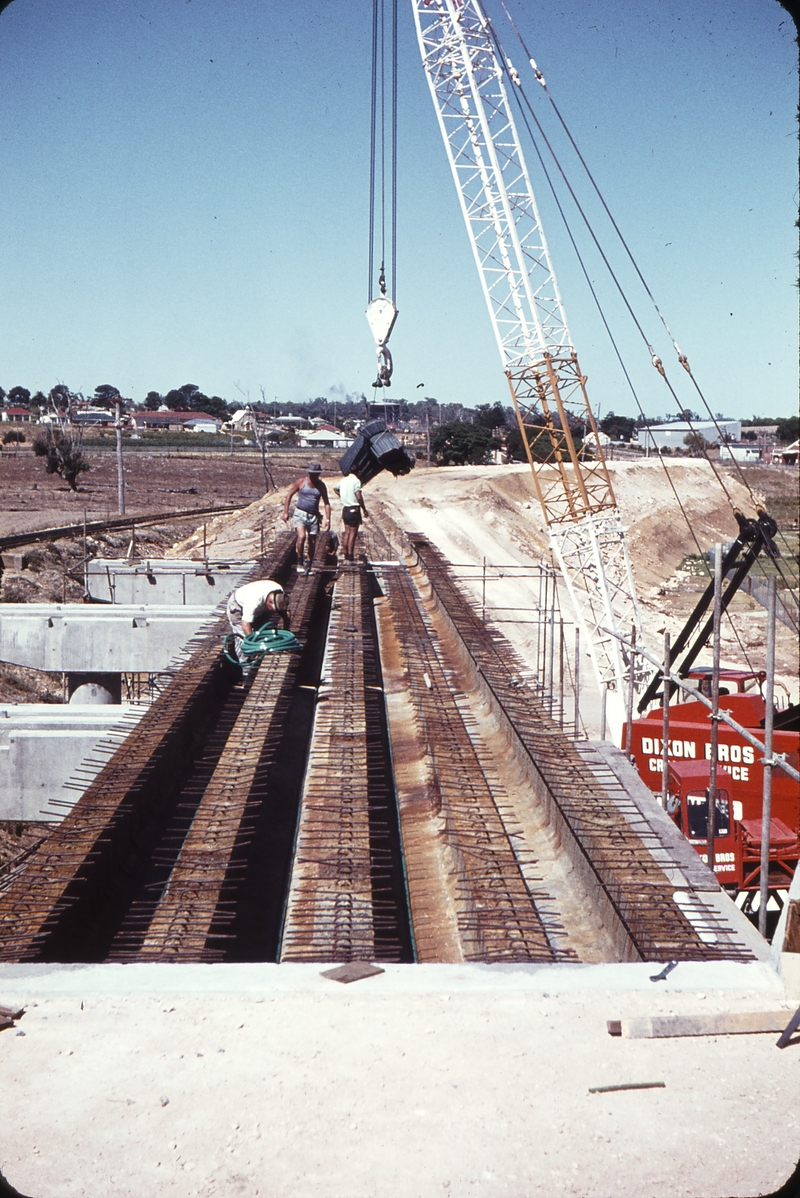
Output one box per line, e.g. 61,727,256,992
667,758,800,893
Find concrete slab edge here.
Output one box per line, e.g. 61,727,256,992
0,959,784,998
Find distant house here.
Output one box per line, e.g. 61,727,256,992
2,406,34,424
298,428,354,450
637,419,741,451
720,443,761,463
130,410,220,434
773,439,799,466
184,417,221,435
73,409,114,428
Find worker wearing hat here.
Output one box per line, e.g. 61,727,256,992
283,462,331,573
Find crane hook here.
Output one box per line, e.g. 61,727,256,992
374,345,393,389
366,294,398,390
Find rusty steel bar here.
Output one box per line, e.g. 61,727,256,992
0,529,297,962
280,564,386,962
130,534,332,962
376,535,567,964
407,536,754,964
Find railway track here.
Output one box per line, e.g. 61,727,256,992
0,525,757,966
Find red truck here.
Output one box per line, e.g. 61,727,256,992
626,670,800,901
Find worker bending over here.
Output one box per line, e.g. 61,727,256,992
283,462,331,573
226,578,290,665
337,472,368,561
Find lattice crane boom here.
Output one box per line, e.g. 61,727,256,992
412,0,646,713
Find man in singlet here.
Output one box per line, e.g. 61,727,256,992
283,462,331,572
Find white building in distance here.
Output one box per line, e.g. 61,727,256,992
637,419,741,451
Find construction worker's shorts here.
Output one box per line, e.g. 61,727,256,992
342,505,362,528
293,509,319,535
225,594,248,664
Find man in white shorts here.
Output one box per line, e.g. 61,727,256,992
336,472,368,561
226,578,290,665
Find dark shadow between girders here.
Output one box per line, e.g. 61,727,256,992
362,564,415,963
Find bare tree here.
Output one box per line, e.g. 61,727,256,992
32,385,90,492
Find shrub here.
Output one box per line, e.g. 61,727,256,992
33,428,90,490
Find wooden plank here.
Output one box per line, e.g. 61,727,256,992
608,1011,792,1039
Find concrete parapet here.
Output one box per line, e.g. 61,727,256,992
0,603,219,672
0,703,147,821
85,558,253,605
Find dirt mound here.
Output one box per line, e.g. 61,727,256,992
367,459,798,701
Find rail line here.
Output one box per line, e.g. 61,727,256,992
0,504,242,552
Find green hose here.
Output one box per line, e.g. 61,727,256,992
223,626,303,665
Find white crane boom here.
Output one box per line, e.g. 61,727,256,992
411,0,646,717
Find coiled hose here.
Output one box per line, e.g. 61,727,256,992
223,625,303,666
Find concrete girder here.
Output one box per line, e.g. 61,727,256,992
0,703,147,822
84,559,254,605
0,604,220,673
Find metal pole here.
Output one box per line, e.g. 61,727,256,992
426,412,430,467
541,569,549,694
115,399,126,515
625,624,636,760
573,626,580,738
758,576,777,938
661,631,671,810
600,685,607,741
558,622,565,729
547,595,556,716
707,544,722,878
481,556,486,622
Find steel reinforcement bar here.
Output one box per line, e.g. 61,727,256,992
378,550,569,964
127,533,333,962
279,562,412,963
0,529,296,962
407,536,754,963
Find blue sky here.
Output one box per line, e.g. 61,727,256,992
0,0,796,418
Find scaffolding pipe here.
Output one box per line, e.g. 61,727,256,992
601,628,800,784
707,545,723,875
625,624,636,761
573,627,580,739
758,576,777,938
661,631,671,810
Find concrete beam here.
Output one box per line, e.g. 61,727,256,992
0,703,146,821
85,559,254,605
0,604,219,673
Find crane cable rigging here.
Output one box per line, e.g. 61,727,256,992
366,0,399,390
490,3,797,637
